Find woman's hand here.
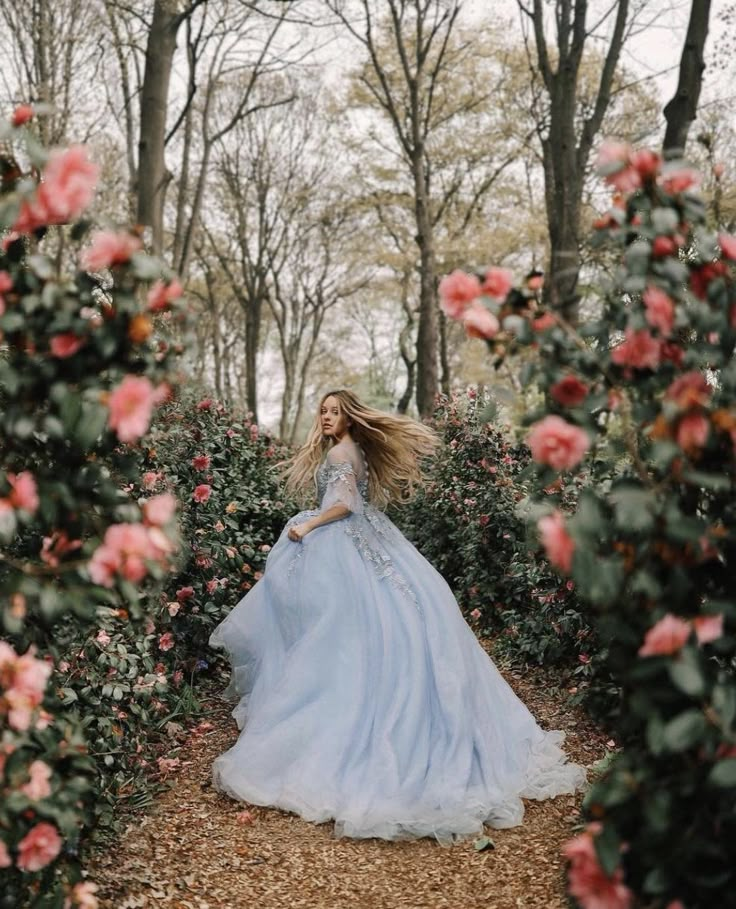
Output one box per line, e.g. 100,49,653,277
287,522,311,542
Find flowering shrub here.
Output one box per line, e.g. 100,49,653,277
441,145,736,906
392,391,599,687
0,107,191,905
135,390,297,673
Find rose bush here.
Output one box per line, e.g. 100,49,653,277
0,106,191,906
441,143,736,907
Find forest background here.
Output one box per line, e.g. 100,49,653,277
2,0,733,442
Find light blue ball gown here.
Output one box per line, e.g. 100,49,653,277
208,438,586,846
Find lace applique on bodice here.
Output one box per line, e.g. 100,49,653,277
316,460,369,506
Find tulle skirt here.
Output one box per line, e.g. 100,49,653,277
208,506,586,846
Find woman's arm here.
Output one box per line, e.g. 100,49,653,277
287,503,350,541
304,503,350,531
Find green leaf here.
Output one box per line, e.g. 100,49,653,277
593,824,623,877
662,709,707,752
709,758,736,788
668,652,706,698
610,485,655,533
681,470,732,492
74,402,108,448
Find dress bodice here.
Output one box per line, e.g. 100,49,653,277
316,452,369,506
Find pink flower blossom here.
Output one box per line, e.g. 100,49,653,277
196,398,213,411
95,630,111,646
533,312,556,332
214,520,225,532
12,104,34,127
611,329,661,370
82,230,142,272
88,522,154,587
142,471,161,490
718,233,736,261
16,822,62,872
7,471,39,513
638,614,691,657
260,544,271,553
176,586,195,602
50,332,85,358
15,146,99,234
167,602,180,617
563,823,633,909
666,372,711,409
236,809,255,825
676,412,709,453
462,302,500,339
609,166,641,193
22,760,52,801
142,493,176,527
693,614,724,646
192,454,211,470
470,608,481,620
630,148,661,180
596,140,631,170
538,511,575,573
193,484,212,504
527,416,590,471
550,375,589,407
438,270,481,318
40,530,82,568
158,632,175,652
481,267,513,300
660,167,700,195
643,286,675,337
0,839,11,868
0,643,53,731
250,424,259,440
147,278,183,313
652,236,677,258
107,375,157,444
65,881,99,909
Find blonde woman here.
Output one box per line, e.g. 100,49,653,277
209,389,585,845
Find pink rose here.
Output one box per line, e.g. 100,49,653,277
95,630,111,646
660,167,700,195
527,416,590,471
0,839,11,868
596,140,631,169
676,412,709,454
81,230,142,272
550,375,588,407
642,285,674,337
718,233,736,261
652,236,677,258
481,267,513,300
87,522,153,587
532,312,556,332
12,104,34,127
438,270,481,318
15,146,99,234
609,166,642,194
193,484,212,504
470,608,481,619
142,471,161,490
50,332,85,358
462,303,500,339
21,760,52,801
107,375,157,444
665,372,711,409
7,471,39,513
693,614,724,646
176,586,194,602
158,632,174,652
191,454,211,470
563,824,632,909
147,278,183,313
67,881,99,909
611,329,661,370
142,493,176,527
630,148,660,180
16,822,63,872
638,614,691,657
196,398,213,411
167,601,180,617
538,511,575,573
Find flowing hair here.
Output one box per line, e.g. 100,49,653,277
278,389,440,508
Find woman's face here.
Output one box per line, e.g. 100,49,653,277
320,395,350,441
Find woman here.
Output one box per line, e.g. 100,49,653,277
208,389,586,846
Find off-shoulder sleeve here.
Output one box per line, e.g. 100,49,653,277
320,452,364,515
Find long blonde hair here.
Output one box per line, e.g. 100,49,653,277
279,389,440,508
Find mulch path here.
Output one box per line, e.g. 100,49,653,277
86,639,610,909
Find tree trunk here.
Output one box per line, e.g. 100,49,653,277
244,295,262,422
413,151,438,417
663,0,713,158
137,0,180,255
439,308,450,396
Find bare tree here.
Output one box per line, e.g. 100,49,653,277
663,0,713,157
518,0,632,318
0,0,103,144
327,0,464,418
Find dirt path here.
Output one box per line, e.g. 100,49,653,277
87,643,609,909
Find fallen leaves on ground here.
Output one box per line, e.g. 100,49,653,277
86,639,610,909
